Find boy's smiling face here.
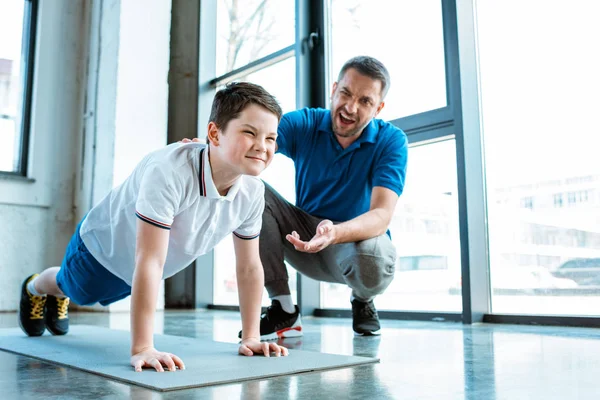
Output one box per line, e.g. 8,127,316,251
210,103,279,177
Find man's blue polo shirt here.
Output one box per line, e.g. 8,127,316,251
276,107,408,222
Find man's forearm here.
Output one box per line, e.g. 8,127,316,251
130,260,163,354
237,262,264,340
333,208,391,244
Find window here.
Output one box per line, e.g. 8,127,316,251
328,0,446,121
321,138,462,312
0,0,37,175
213,59,297,306
398,256,449,272
520,197,533,210
553,193,563,208
478,1,600,315
211,0,297,306
215,0,294,76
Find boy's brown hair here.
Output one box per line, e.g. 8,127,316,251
209,82,282,133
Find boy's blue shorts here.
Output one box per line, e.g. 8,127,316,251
56,218,131,306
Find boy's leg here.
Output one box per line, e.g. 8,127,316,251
19,273,48,337
20,266,71,337
33,266,66,296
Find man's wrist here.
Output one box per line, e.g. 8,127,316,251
331,224,342,245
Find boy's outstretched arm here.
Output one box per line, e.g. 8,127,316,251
130,219,186,372
233,235,289,357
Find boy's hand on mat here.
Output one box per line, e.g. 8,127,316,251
131,348,186,372
286,220,336,253
239,338,289,357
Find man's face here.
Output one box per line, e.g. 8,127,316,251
216,103,278,176
330,68,385,139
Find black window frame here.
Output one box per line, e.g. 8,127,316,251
196,0,600,328
0,0,38,177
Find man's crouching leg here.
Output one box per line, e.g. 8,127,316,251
336,234,397,335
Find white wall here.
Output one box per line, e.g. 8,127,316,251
0,0,89,311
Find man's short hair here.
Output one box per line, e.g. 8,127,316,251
209,82,282,132
338,56,391,99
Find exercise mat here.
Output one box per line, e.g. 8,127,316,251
0,325,378,391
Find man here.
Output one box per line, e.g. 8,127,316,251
250,56,408,340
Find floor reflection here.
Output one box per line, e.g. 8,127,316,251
2,310,600,399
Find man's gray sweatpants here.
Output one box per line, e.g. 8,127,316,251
259,182,397,302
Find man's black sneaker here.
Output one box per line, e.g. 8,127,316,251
238,300,303,341
45,295,70,335
351,298,381,336
19,274,46,337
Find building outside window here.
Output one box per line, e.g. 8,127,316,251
478,1,600,315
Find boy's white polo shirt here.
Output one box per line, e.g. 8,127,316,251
79,143,264,286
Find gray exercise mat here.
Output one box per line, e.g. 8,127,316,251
0,325,378,392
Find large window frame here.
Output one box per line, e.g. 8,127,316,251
190,0,303,309
313,0,473,322
0,0,38,178
189,0,600,328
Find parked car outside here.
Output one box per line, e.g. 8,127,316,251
551,258,600,286
449,265,578,294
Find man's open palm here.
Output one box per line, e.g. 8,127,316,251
286,220,336,253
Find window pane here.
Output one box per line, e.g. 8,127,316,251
477,1,600,315
215,0,295,76
321,138,462,312
213,58,298,306
0,1,27,173
328,0,446,121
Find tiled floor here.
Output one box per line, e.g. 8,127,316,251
1,310,599,399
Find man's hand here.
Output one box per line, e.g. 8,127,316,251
239,338,289,357
130,347,186,372
286,220,336,253
180,138,201,143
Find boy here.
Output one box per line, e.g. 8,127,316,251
18,82,289,372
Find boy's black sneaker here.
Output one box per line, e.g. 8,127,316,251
19,274,46,337
45,295,70,336
238,300,303,341
351,298,381,336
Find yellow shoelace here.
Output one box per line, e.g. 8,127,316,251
29,296,46,320
56,297,70,319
